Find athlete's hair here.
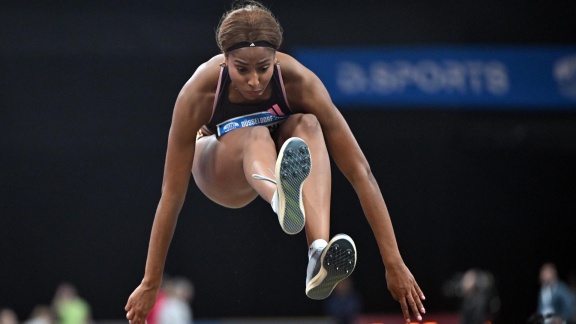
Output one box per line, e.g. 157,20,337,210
216,1,283,55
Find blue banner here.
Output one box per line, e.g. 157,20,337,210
293,46,576,109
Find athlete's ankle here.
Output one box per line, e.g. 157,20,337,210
308,239,327,258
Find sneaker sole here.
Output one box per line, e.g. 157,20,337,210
306,234,357,300
276,137,311,235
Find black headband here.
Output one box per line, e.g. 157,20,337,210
225,41,276,53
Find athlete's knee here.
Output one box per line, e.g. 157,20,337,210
292,114,322,135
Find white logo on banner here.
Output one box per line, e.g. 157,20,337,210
337,60,509,96
554,55,576,99
223,122,240,131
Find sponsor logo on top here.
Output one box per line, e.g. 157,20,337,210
223,122,240,131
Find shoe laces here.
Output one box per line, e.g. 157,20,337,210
252,168,277,184
252,169,279,214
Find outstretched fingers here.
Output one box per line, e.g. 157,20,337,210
389,277,426,323
386,263,426,323
400,295,419,323
413,281,426,314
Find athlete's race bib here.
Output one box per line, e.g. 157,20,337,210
216,111,289,137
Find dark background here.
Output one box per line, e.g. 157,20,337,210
1,0,576,323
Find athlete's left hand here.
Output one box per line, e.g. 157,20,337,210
385,262,426,323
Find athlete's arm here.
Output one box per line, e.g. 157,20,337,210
279,52,425,323
125,57,218,324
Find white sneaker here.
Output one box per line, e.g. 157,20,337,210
252,137,311,235
305,234,357,300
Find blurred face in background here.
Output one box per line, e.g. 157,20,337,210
539,263,557,286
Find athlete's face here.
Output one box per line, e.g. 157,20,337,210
226,47,275,100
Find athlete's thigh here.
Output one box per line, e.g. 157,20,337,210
192,130,256,207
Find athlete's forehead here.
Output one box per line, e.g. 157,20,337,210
227,47,275,65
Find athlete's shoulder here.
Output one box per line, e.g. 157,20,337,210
181,54,225,94
198,54,226,72
275,52,331,111
276,52,315,83
192,54,225,84
174,55,222,125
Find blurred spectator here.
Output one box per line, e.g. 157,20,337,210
323,277,362,324
23,305,53,324
443,268,500,324
52,283,91,324
157,277,194,324
459,269,500,324
0,308,19,324
536,263,576,323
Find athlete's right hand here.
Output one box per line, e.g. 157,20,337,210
125,281,158,324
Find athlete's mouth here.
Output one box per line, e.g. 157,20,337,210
246,90,263,97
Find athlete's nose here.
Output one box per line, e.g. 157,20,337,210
247,71,259,87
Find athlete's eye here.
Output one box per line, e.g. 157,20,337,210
235,66,247,73
259,65,270,72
